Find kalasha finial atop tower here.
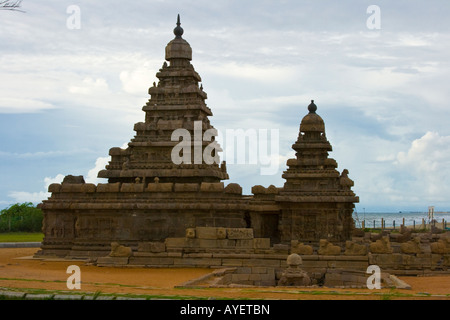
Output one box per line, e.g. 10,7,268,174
174,14,184,39
308,100,317,114
300,100,325,134
165,14,192,61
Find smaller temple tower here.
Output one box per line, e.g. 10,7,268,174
277,100,359,243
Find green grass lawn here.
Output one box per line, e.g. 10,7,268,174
0,232,44,242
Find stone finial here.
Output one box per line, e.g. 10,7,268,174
174,14,184,38
308,99,317,114
154,177,160,184
286,253,303,268
278,254,311,286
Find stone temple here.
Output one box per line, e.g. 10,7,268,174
36,17,450,287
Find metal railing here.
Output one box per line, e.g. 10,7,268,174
358,218,447,231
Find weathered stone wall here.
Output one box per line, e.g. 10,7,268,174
95,227,372,286
37,178,449,283
91,227,449,287
37,182,248,258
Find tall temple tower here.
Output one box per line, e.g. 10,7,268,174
98,15,228,184
277,100,359,242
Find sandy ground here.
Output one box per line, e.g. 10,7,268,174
0,248,449,300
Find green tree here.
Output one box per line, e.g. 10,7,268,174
0,203,43,232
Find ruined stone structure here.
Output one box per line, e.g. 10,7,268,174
35,17,449,287
37,16,358,260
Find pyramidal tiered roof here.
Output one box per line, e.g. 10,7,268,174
280,100,357,200
98,15,228,184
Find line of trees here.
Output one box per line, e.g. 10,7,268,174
0,202,43,232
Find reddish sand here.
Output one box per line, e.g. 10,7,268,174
0,248,449,300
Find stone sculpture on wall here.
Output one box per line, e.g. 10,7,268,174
318,239,341,255
369,236,393,254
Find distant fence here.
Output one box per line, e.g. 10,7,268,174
357,218,448,231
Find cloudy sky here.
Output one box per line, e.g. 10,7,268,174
1,0,450,212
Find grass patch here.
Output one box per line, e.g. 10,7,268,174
0,232,43,242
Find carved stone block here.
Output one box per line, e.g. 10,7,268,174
48,183,61,193
401,237,422,254
138,242,166,253
200,182,224,192
61,184,83,193
121,183,144,192
224,183,242,194
146,183,173,192
370,236,393,254
186,228,196,239
253,238,271,249
174,183,199,192
291,241,314,255
344,240,367,256
318,239,341,255
109,242,132,257
97,183,121,193
227,228,254,240
196,227,220,239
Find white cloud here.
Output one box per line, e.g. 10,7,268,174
6,153,110,205
86,157,110,184
0,149,94,159
395,132,450,199
68,77,109,95
0,98,56,114
44,174,66,188
120,63,158,95
8,174,64,205
206,62,296,83
7,154,114,205
7,191,49,204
